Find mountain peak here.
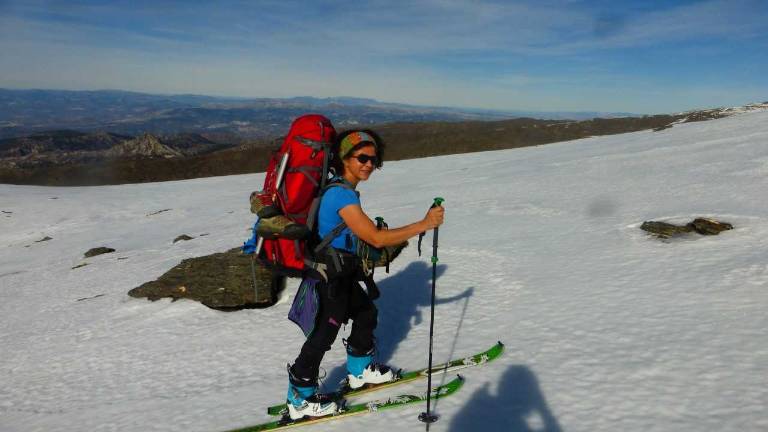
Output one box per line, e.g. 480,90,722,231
106,133,183,158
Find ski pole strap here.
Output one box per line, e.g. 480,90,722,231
418,232,425,257
375,216,386,229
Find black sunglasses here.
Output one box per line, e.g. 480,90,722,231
353,154,379,165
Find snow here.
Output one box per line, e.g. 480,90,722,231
2,109,768,432
679,102,768,117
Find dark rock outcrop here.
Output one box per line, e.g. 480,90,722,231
173,234,194,243
84,247,116,257
105,133,183,158
688,218,733,235
128,248,283,310
641,217,733,238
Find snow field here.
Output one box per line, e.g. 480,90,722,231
1,109,768,431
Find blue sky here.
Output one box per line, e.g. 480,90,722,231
0,0,766,114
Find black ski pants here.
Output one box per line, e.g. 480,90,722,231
291,273,377,383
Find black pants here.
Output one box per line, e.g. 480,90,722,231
291,273,378,383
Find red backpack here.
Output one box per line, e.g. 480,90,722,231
252,114,336,276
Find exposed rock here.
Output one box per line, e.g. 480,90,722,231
641,217,733,238
72,263,89,269
688,218,733,235
0,130,126,160
84,247,116,257
640,221,693,238
128,248,284,309
106,133,184,158
173,234,194,243
35,236,52,242
0,129,224,174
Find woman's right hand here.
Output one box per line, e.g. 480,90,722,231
423,205,445,230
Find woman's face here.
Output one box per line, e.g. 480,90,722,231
342,144,377,183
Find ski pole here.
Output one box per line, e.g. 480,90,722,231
419,197,444,425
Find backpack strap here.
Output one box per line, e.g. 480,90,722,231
288,166,322,187
295,136,331,158
304,178,362,280
314,221,348,255
324,177,357,193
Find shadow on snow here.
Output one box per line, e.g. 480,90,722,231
449,365,562,432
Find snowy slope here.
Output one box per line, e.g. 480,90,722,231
2,109,768,432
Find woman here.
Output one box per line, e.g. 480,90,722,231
286,129,445,420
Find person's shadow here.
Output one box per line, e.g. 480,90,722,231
450,365,562,432
324,261,473,388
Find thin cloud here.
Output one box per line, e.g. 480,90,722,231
0,0,765,113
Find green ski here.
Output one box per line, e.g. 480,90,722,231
267,341,503,416
224,375,465,432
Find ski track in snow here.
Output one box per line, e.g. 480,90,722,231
2,110,768,431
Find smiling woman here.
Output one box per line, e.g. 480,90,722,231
284,128,445,420
333,130,384,185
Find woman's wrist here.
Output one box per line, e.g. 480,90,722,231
417,219,430,232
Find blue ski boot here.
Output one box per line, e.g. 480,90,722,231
286,365,337,420
345,342,395,390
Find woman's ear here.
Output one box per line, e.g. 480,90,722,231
341,156,350,173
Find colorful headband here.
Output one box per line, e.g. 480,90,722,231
339,131,377,159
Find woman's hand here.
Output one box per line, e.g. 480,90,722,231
422,206,445,230
340,204,445,249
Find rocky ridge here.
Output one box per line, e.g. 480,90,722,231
0,131,226,169
105,133,184,158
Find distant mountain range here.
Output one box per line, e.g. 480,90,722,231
1,87,764,186
0,88,636,140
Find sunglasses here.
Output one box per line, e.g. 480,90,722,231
353,154,379,165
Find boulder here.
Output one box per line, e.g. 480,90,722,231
641,217,733,238
688,218,733,235
128,248,284,310
84,247,115,257
640,221,693,238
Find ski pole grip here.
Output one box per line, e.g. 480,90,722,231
431,197,445,208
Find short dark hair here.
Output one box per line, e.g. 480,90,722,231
330,129,385,175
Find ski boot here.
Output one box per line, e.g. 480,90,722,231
345,342,396,390
286,364,337,420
